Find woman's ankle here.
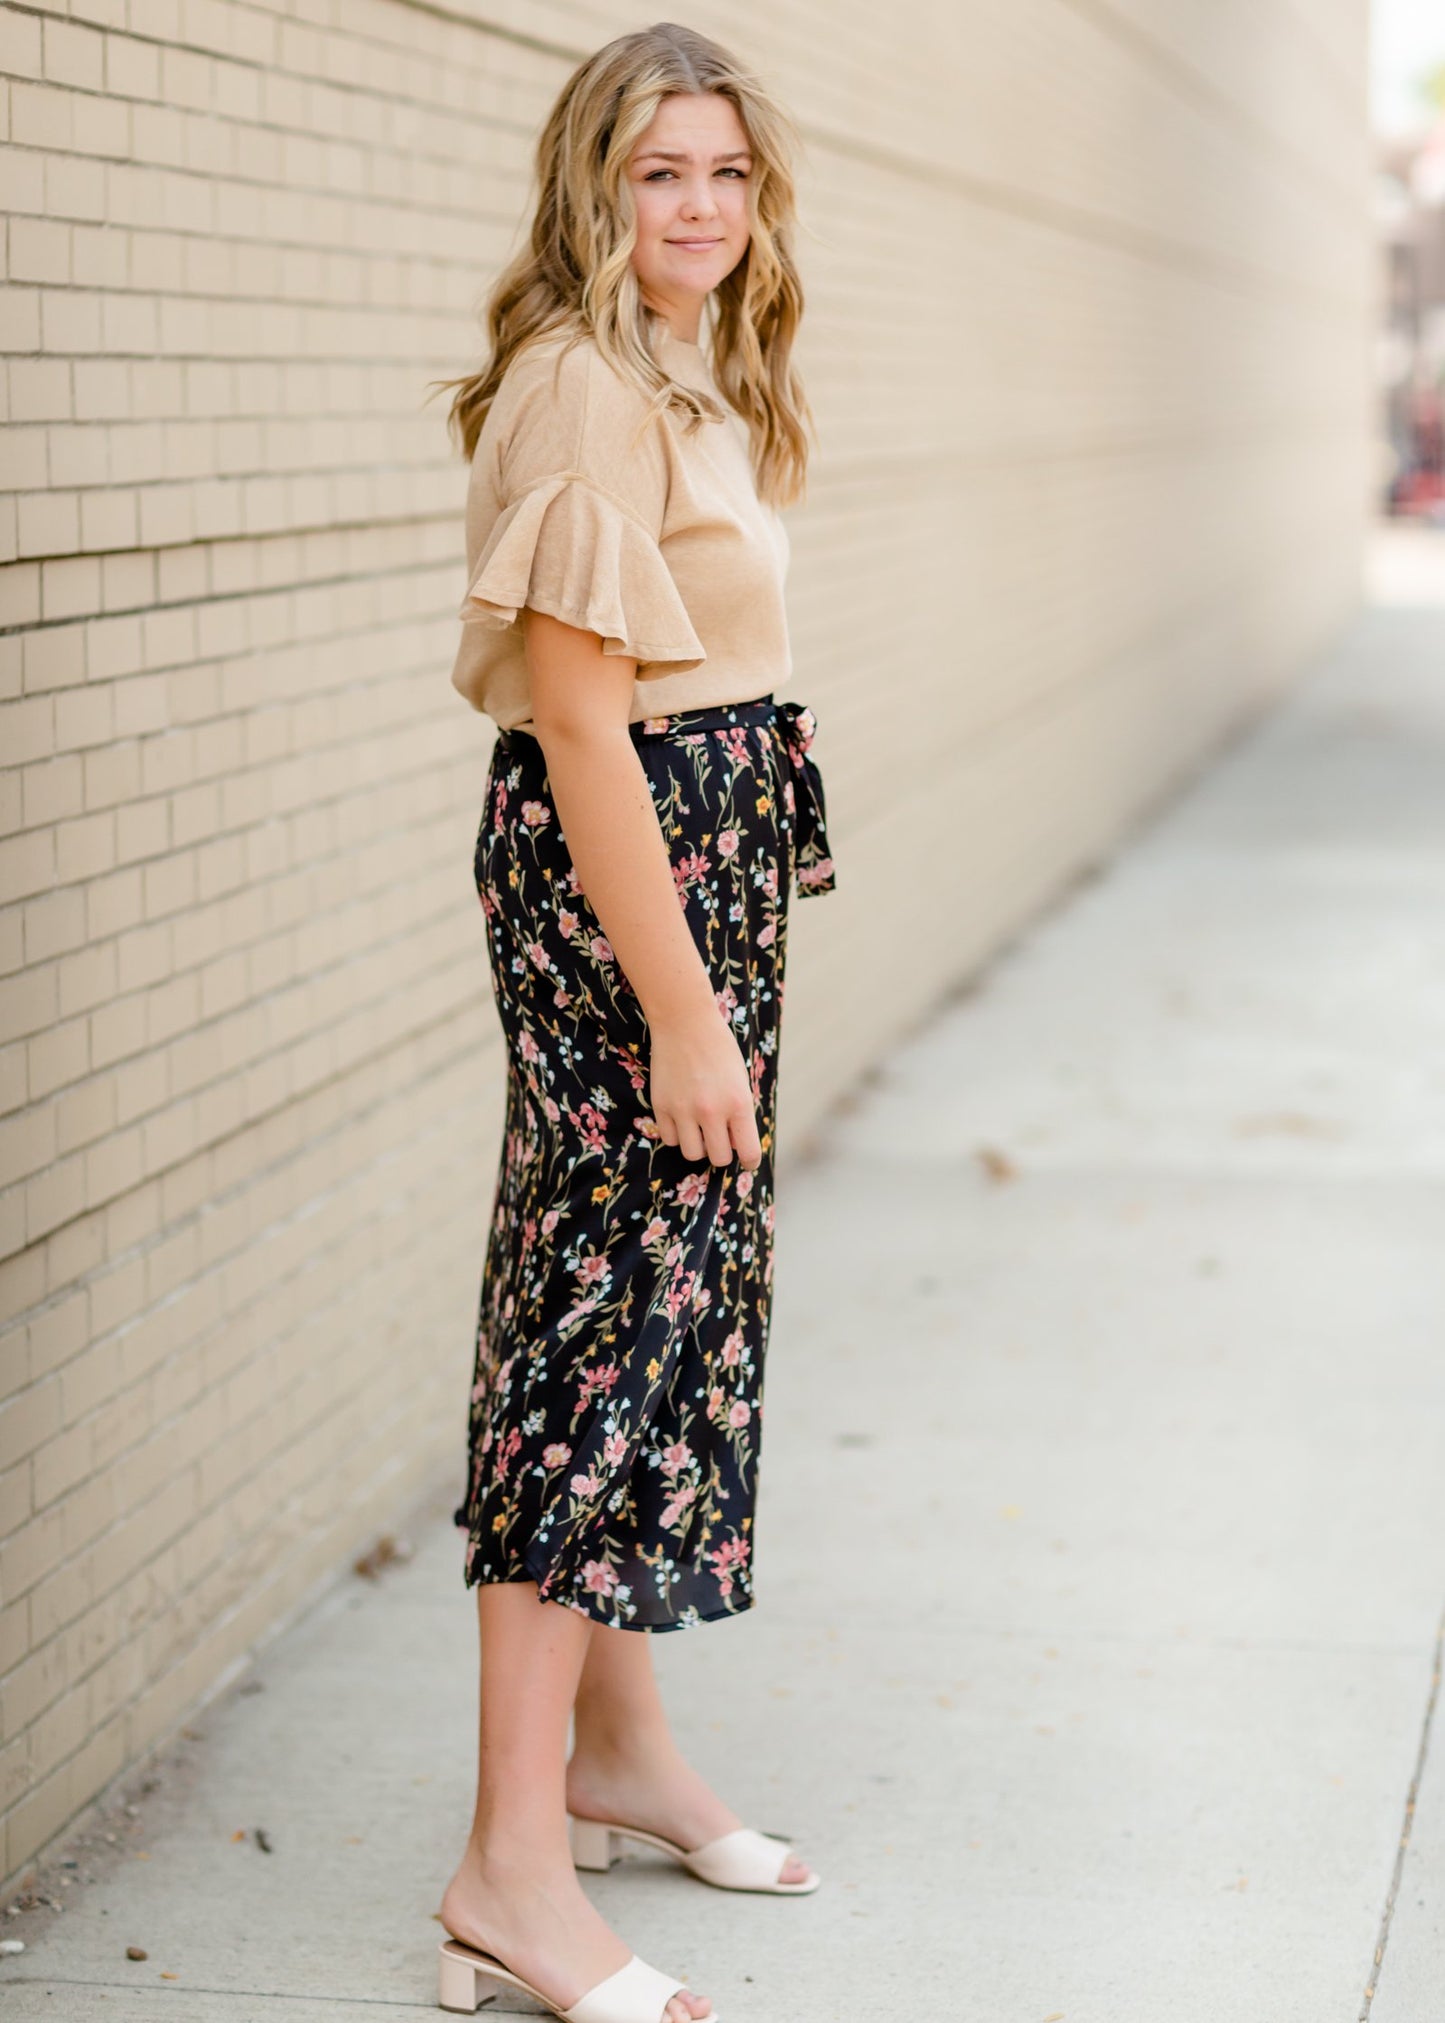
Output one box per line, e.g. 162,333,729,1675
457,1815,574,1881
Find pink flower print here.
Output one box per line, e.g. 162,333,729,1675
571,1469,602,1500
642,716,671,735
757,920,777,949
581,1558,619,1596
558,908,578,936
706,1532,750,1601
717,829,740,858
727,1399,751,1429
634,1113,661,1141
578,1364,621,1407
495,1426,523,1479
527,940,552,970
603,1431,628,1467
674,1172,708,1208
661,1481,697,1529
692,1283,712,1312
798,858,836,889
576,1103,608,1154
575,1251,611,1287
553,986,571,1008
672,851,711,896
642,1216,669,1246
542,1442,572,1469
521,800,551,826
721,1328,744,1367
715,985,738,1019
590,935,614,964
707,1385,726,1424
660,1439,692,1480
665,1270,696,1320
736,1171,754,1200
544,1097,561,1123
519,1031,540,1064
541,1208,560,1237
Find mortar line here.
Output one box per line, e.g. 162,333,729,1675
1360,1599,1445,2019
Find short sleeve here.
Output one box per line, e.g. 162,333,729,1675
457,340,706,675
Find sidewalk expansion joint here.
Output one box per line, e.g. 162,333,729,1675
1358,1597,1445,2020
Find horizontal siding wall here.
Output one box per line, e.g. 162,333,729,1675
0,0,1371,1890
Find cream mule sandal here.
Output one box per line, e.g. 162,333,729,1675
569,1812,821,1896
438,1936,717,2021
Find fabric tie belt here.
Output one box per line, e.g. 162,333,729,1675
504,696,838,901
631,697,837,901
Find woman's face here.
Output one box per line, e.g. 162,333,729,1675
626,92,753,335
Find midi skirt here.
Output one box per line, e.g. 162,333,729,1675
456,697,836,1632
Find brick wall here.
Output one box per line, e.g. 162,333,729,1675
0,0,1372,1890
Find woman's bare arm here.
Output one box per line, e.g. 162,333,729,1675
523,608,761,1171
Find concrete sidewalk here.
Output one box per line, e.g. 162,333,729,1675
4,535,1445,2021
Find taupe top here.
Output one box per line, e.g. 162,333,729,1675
449,320,791,731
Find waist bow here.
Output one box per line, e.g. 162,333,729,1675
778,702,837,899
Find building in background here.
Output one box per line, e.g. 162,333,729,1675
0,2,1373,1896
1377,121,1445,517
1372,5,1445,520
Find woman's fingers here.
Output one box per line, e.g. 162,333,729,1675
675,1114,708,1163
731,1106,763,1172
655,1107,680,1149
700,1110,734,1168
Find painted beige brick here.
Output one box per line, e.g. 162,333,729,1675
41,18,104,91
48,155,107,225
0,10,42,78
9,219,69,285
103,31,161,102
0,1381,60,1474
0,0,1372,1900
35,563,98,634
22,883,86,965
27,1015,89,1104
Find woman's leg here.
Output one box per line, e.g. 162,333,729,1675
565,1622,814,1887
440,1583,712,2023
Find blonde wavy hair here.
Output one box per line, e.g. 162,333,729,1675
429,22,814,509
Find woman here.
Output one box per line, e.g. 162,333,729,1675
430,24,835,2023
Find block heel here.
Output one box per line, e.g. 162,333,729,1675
568,1812,619,1871
438,1941,501,2012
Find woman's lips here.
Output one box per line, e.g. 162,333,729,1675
668,238,721,250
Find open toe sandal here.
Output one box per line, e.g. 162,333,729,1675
569,1810,821,1896
438,1935,717,2022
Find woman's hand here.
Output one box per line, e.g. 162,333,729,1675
650,1009,762,1169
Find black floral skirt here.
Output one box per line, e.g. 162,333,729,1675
456,697,836,1632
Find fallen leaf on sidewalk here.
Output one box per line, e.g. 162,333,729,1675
126,1946,147,1961
353,1535,416,1580
975,1145,1017,1182
1232,1110,1342,1138
254,1829,273,1853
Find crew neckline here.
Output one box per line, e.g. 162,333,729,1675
661,325,703,352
